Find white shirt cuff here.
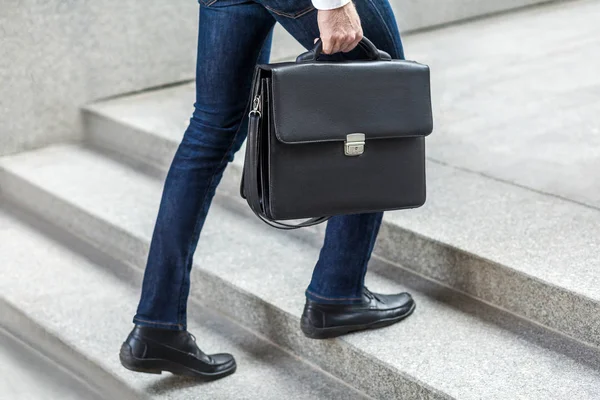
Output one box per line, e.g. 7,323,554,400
311,0,351,10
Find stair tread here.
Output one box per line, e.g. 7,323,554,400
407,0,600,209
0,328,103,400
2,143,600,399
0,208,366,400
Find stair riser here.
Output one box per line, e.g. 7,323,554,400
0,165,449,400
0,297,141,400
85,111,176,178
376,224,600,346
83,110,600,348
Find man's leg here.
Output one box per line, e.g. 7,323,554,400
307,0,406,303
134,0,275,331
266,0,415,338
121,0,276,378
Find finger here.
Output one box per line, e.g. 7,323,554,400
340,33,358,53
339,39,352,53
321,36,335,54
329,36,343,54
347,33,363,53
353,29,364,49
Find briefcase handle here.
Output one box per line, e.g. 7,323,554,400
296,37,392,63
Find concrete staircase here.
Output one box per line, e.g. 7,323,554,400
1,1,600,399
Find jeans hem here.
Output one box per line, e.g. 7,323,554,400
305,289,364,305
133,317,186,331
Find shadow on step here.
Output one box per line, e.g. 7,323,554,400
144,375,212,395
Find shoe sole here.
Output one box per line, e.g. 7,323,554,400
300,302,417,340
119,343,237,380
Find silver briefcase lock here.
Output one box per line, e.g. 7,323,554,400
345,133,365,156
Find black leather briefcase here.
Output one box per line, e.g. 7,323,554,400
241,38,433,229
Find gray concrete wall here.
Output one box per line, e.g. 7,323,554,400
393,0,559,32
1,0,557,156
0,0,198,156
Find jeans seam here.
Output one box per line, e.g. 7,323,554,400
366,0,400,59
306,289,362,301
264,4,314,19
133,317,183,327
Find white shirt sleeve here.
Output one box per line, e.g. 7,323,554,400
311,0,351,10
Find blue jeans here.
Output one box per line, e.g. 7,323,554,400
134,0,405,330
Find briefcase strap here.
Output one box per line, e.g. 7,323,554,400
245,112,330,230
251,208,330,230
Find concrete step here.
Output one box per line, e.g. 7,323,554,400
0,208,368,400
82,77,600,351
2,144,600,399
0,326,105,400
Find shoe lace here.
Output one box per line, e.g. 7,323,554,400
184,332,211,360
363,287,381,302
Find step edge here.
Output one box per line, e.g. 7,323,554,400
375,220,600,346
0,296,144,400
83,109,177,173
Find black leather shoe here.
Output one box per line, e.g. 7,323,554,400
300,288,416,339
119,326,236,379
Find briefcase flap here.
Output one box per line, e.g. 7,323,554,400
268,60,433,145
